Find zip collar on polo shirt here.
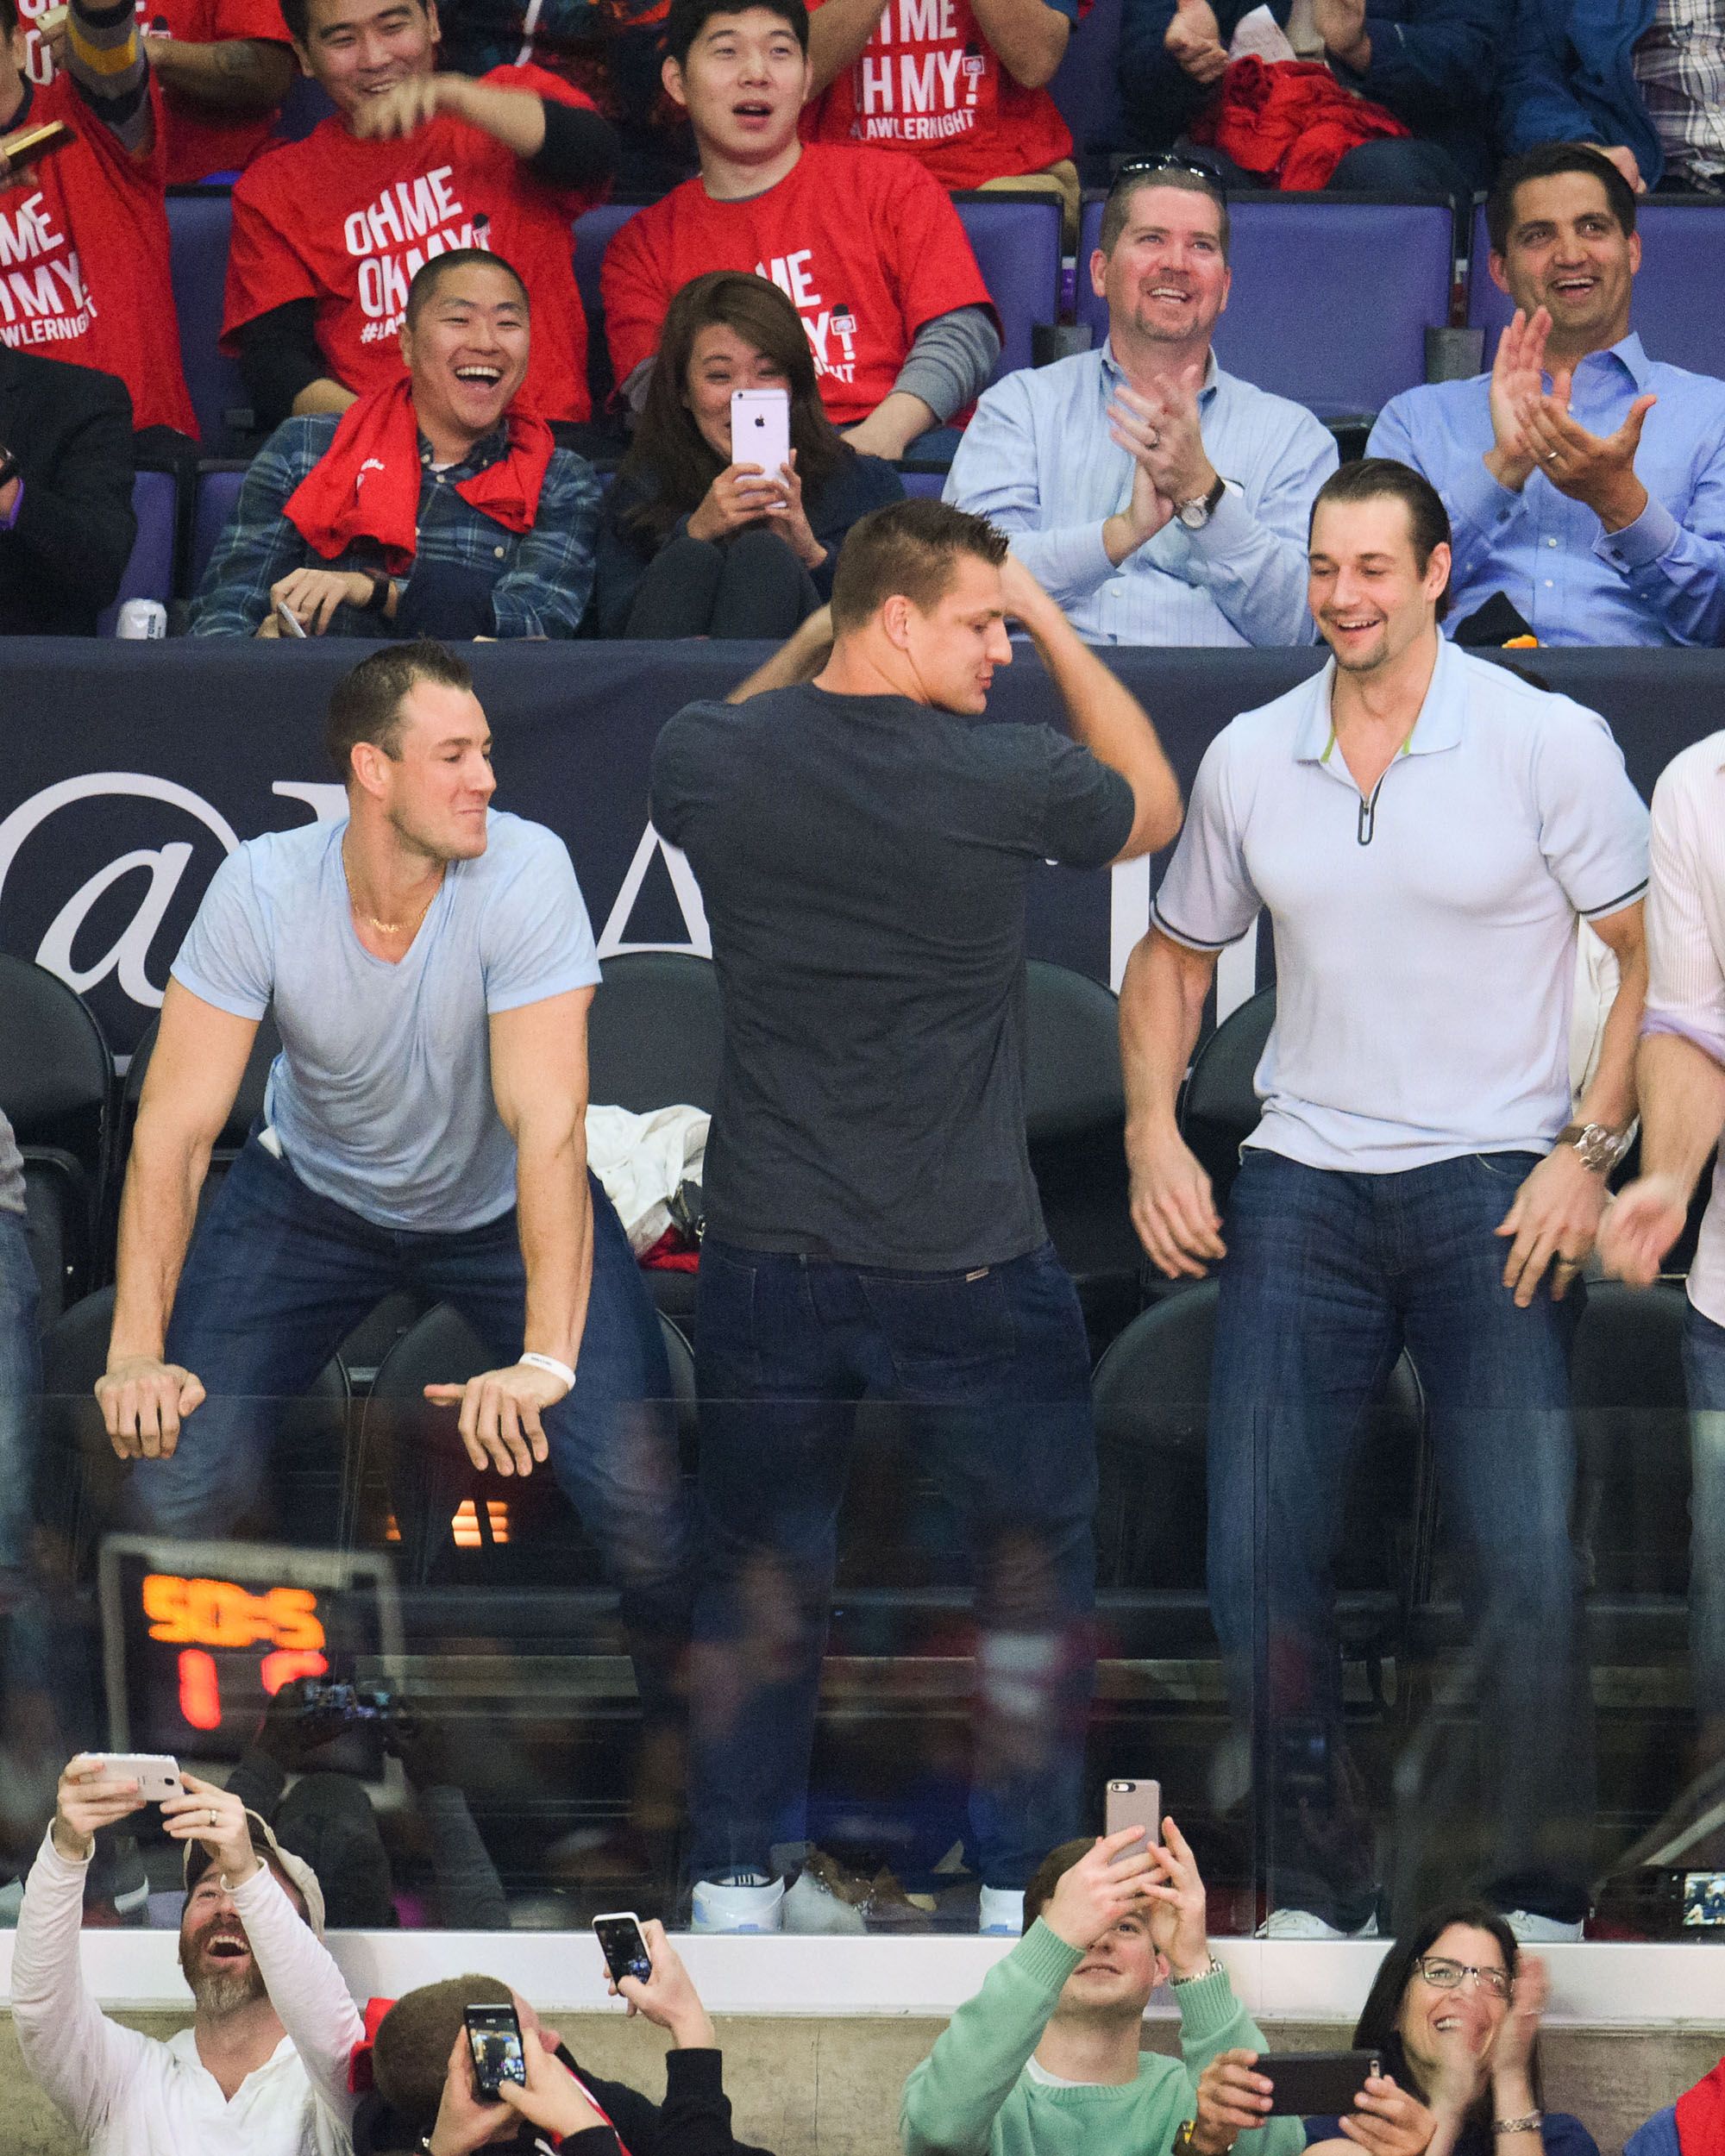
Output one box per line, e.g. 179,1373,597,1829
1294,636,1468,768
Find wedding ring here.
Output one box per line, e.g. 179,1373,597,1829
209,1808,217,1826
1545,449,1560,461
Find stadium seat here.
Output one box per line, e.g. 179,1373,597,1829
1091,1277,1428,1663
1048,0,1123,174
1025,960,1141,1352
899,470,944,497
574,200,649,334
1467,198,1725,381
36,1282,353,1562
1076,193,1456,420
97,469,180,636
358,1301,694,1584
168,186,251,452
275,74,336,141
1180,984,1272,1211
587,950,722,1116
0,956,112,1331
191,464,250,593
954,192,1063,380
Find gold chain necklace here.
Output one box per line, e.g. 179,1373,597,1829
343,839,442,937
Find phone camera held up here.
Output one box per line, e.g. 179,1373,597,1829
298,1678,392,1723
464,2003,527,2099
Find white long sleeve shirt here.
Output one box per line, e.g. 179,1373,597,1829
11,1829,364,2156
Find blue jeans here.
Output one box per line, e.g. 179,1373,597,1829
1210,1150,1593,1927
0,1208,41,1578
689,1236,1096,1890
1680,1301,1725,1723
131,1133,692,1731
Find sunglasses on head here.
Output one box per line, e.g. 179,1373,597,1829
1110,154,1226,193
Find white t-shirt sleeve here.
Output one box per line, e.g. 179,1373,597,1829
170,843,276,1020
1150,729,1264,951
1645,764,1725,1062
481,826,603,1014
1533,704,1652,922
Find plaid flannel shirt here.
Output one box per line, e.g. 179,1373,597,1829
190,414,600,639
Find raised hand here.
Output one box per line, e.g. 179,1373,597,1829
1485,307,1552,489
1164,0,1227,84
1141,1815,1214,1978
53,1756,146,1862
1040,1827,1158,1951
1521,373,1655,532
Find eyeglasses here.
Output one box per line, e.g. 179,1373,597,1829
1110,154,1226,195
1414,1956,1513,2000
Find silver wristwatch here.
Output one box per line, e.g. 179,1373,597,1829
1557,1120,1632,1175
1175,475,1226,530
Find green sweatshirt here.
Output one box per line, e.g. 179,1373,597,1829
900,1921,1308,2156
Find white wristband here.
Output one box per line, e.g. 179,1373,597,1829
518,1351,575,1390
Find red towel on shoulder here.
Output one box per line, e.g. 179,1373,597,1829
1678,2058,1725,2153
285,376,555,576
1189,55,1410,192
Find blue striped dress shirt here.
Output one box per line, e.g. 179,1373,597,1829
943,342,1338,647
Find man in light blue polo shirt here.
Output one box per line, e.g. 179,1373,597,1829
943,162,1337,648
1120,458,1649,1940
1370,141,1725,646
95,640,690,1771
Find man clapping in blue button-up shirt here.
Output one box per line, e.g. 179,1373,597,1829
1371,141,1725,647
944,161,1338,647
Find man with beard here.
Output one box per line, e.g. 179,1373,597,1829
12,1755,363,2153
1120,456,1648,1940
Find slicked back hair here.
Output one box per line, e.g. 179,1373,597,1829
829,498,1009,636
324,640,474,782
1308,456,1452,621
1485,141,1637,258
665,0,808,67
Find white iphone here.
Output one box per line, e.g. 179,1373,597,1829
85,1752,185,1802
274,597,309,637
731,387,791,480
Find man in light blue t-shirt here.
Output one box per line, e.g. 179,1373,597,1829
95,640,689,1750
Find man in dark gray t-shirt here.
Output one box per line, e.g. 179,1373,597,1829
0,1106,39,1580
650,498,1182,1936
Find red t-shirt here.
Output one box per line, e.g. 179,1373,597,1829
19,0,292,185
223,64,605,421
600,141,994,424
802,0,1081,191
144,0,295,185
0,72,196,434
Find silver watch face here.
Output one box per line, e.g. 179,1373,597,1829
1176,498,1210,530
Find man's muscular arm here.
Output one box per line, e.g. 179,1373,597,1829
146,33,295,111
424,987,596,1475
98,981,259,1458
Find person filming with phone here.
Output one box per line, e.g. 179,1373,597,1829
349,1923,773,2154
190,249,599,642
11,1753,364,2156
593,271,903,640
901,1815,1305,2156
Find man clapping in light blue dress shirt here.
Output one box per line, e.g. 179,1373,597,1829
1371,141,1725,647
944,161,1338,648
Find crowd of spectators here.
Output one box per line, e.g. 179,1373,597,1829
7,2,1725,2152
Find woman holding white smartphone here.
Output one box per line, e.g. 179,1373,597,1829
593,271,904,640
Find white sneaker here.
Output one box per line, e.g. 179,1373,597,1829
782,1870,867,1934
979,1885,1025,1935
691,1873,786,1933
1502,1908,1584,1943
1258,1907,1381,1940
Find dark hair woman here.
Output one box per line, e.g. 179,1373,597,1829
1304,1902,1597,2156
593,269,903,638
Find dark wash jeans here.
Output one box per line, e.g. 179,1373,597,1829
689,1235,1097,1890
131,1132,693,1731
0,1207,40,1577
1210,1149,1594,1928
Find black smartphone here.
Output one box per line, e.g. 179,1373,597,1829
593,1910,654,1985
464,2003,527,2098
1257,2050,1383,2117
